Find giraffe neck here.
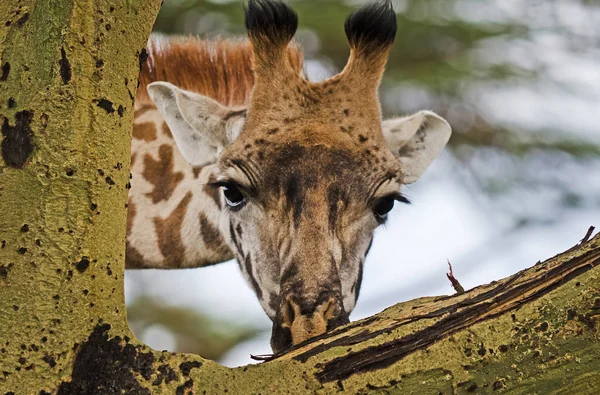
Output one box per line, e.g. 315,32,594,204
126,105,233,268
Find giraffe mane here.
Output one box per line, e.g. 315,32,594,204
136,35,304,108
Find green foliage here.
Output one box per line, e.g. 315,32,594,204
128,296,258,361
152,0,600,153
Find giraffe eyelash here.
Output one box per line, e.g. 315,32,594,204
394,193,411,205
206,179,236,189
369,192,411,207
208,179,256,198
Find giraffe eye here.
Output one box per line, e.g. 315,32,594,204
373,193,410,222
373,196,395,221
222,184,246,209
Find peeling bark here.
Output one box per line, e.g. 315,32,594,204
1,1,599,394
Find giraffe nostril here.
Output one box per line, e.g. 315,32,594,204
281,296,297,329
321,297,337,322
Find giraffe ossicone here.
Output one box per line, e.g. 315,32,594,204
129,0,451,352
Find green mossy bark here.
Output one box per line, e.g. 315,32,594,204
0,0,161,392
1,1,599,394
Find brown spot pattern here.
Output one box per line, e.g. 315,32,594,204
142,145,184,204
126,200,136,236
154,192,193,268
203,176,222,209
198,212,227,252
132,122,157,141
126,243,147,268
125,201,146,268
134,106,153,118
162,121,172,139
192,167,202,178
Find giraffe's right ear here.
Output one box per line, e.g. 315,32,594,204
147,82,246,166
382,111,451,184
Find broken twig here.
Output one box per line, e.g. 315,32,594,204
250,353,276,362
580,226,595,244
565,226,596,254
446,259,465,294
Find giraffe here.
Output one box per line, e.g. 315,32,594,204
130,0,452,352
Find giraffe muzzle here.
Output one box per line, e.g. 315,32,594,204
270,292,349,353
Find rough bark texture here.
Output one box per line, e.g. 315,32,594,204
0,0,162,393
1,1,599,394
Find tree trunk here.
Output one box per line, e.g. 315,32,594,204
0,0,162,393
1,1,599,394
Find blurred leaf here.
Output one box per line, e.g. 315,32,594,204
128,296,257,361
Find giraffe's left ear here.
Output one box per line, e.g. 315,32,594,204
382,111,452,184
147,81,246,166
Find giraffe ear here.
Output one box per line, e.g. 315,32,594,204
382,111,452,184
147,81,246,166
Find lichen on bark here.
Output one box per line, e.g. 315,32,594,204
0,0,162,392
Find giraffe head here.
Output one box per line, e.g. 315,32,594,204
148,0,451,352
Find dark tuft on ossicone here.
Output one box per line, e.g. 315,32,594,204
344,0,397,51
245,0,298,46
